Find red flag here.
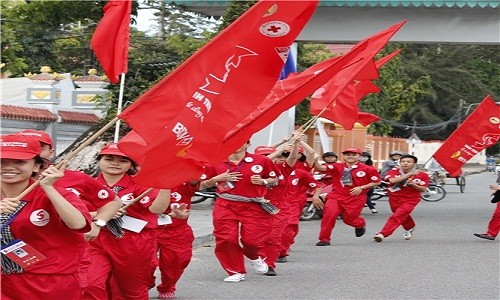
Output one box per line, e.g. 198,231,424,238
309,30,404,130
219,23,404,152
433,96,500,177
91,0,131,83
375,49,401,68
118,1,318,188
217,43,368,157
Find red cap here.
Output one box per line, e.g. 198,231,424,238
99,143,128,157
342,147,362,155
1,134,41,159
254,146,276,156
18,129,53,147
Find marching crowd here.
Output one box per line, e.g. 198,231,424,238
1,130,498,300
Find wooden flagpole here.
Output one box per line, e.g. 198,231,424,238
13,117,120,201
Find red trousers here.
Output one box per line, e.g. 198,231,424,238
212,199,272,275
259,201,291,268
2,273,81,300
154,224,194,293
280,198,306,257
319,195,366,243
83,229,156,300
486,202,500,238
379,196,420,237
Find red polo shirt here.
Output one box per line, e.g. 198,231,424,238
96,173,159,230
9,184,91,274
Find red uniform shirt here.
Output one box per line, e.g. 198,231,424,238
203,152,279,198
265,162,290,203
9,184,92,274
282,169,319,203
325,162,381,198
96,173,159,230
55,169,116,211
386,168,430,199
164,182,199,228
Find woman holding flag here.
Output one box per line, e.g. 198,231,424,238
83,143,170,300
1,134,92,299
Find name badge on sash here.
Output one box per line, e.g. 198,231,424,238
1,240,46,269
158,214,173,226
216,181,235,193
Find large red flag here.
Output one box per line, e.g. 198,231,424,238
118,1,318,188
433,96,500,177
310,48,401,129
91,0,131,83
217,43,368,157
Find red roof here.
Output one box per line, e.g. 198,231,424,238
58,110,99,125
0,105,99,125
0,105,57,122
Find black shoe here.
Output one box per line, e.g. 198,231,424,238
355,227,366,237
265,267,277,276
276,256,287,263
474,233,495,240
316,241,331,246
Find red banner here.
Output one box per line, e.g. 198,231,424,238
433,96,500,177
118,1,318,188
91,0,131,83
310,46,402,129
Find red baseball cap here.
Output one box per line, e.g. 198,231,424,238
254,146,276,156
99,143,128,157
342,147,362,155
18,129,53,147
1,134,41,159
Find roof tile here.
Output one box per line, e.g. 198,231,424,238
0,105,57,122
58,110,99,125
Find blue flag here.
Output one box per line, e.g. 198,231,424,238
279,50,297,80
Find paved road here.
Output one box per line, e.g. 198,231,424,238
150,172,499,299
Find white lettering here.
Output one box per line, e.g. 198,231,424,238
172,122,193,146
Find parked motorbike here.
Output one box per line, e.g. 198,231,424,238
191,187,217,204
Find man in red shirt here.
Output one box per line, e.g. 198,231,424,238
313,148,381,246
201,141,279,283
374,154,429,242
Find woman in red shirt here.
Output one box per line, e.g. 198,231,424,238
1,134,91,299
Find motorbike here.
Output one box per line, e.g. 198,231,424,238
191,187,217,204
371,182,446,202
300,173,333,221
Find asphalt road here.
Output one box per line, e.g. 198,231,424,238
150,172,499,299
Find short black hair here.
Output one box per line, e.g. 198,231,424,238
400,154,418,163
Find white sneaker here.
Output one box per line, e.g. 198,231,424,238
404,228,415,240
249,257,269,274
224,273,245,283
370,208,378,214
374,233,384,242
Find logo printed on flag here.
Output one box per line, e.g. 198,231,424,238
200,46,258,95
264,4,279,16
260,21,290,37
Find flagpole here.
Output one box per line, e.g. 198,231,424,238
267,121,275,146
114,73,126,142
14,117,120,201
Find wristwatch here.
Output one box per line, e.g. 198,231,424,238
262,179,269,186
93,218,106,228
